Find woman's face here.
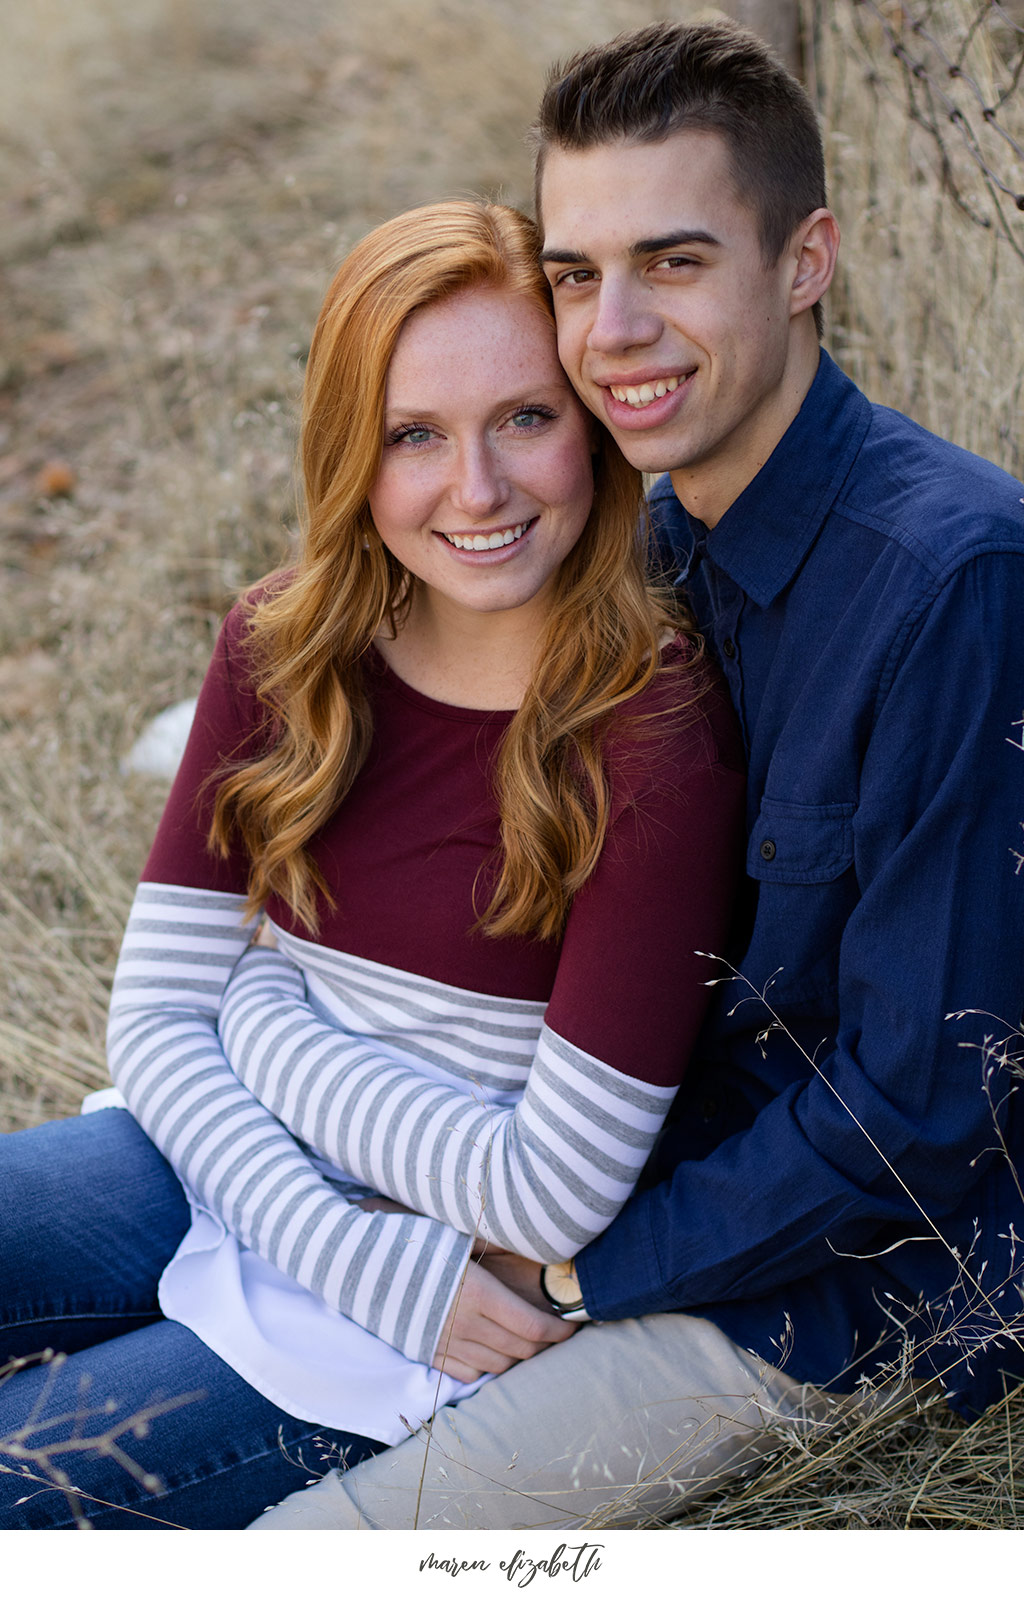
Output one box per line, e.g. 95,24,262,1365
368,286,595,628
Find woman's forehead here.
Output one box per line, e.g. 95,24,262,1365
385,287,568,404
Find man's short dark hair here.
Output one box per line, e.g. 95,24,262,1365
533,18,828,328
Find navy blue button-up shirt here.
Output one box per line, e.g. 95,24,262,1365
576,351,1024,1416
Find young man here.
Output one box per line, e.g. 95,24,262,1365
253,19,1024,1529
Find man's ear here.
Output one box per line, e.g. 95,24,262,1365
789,208,840,317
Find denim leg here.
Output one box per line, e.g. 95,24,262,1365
0,1110,382,1528
0,1109,191,1359
0,1320,382,1529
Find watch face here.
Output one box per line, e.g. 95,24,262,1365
542,1262,586,1317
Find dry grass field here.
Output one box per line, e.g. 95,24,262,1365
1,0,1022,1530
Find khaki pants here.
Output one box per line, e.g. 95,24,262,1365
250,1312,861,1530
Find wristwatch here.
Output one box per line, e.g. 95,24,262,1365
540,1259,591,1322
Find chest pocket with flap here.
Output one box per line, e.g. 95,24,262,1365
747,797,856,885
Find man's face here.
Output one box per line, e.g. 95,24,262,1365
539,130,811,526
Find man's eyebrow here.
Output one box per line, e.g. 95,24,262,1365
538,247,588,265
539,230,721,265
630,230,720,256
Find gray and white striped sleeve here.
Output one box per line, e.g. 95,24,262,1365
106,883,471,1367
219,943,678,1262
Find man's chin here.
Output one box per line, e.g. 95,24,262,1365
605,434,685,477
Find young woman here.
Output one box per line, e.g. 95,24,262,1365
0,201,744,1529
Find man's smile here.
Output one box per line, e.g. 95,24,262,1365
608,374,683,409
596,367,698,432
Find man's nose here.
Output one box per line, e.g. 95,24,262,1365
586,280,661,354
451,438,510,517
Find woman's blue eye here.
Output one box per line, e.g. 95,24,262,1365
389,425,433,446
510,408,553,430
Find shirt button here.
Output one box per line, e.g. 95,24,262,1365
760,839,777,861
722,637,736,659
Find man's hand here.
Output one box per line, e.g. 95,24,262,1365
472,1243,551,1312
433,1258,577,1382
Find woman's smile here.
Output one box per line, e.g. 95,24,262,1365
437,516,535,552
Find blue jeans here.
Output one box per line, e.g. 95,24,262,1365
0,1110,382,1529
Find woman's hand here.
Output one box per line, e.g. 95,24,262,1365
358,1202,576,1378
432,1259,577,1382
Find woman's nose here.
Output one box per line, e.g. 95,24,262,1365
451,439,510,517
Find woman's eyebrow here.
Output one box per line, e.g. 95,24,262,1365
384,383,567,419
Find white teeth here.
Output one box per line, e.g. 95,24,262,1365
443,521,528,551
610,374,681,408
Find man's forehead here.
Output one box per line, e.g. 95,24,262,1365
537,131,744,247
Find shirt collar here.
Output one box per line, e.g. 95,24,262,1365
654,350,874,608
